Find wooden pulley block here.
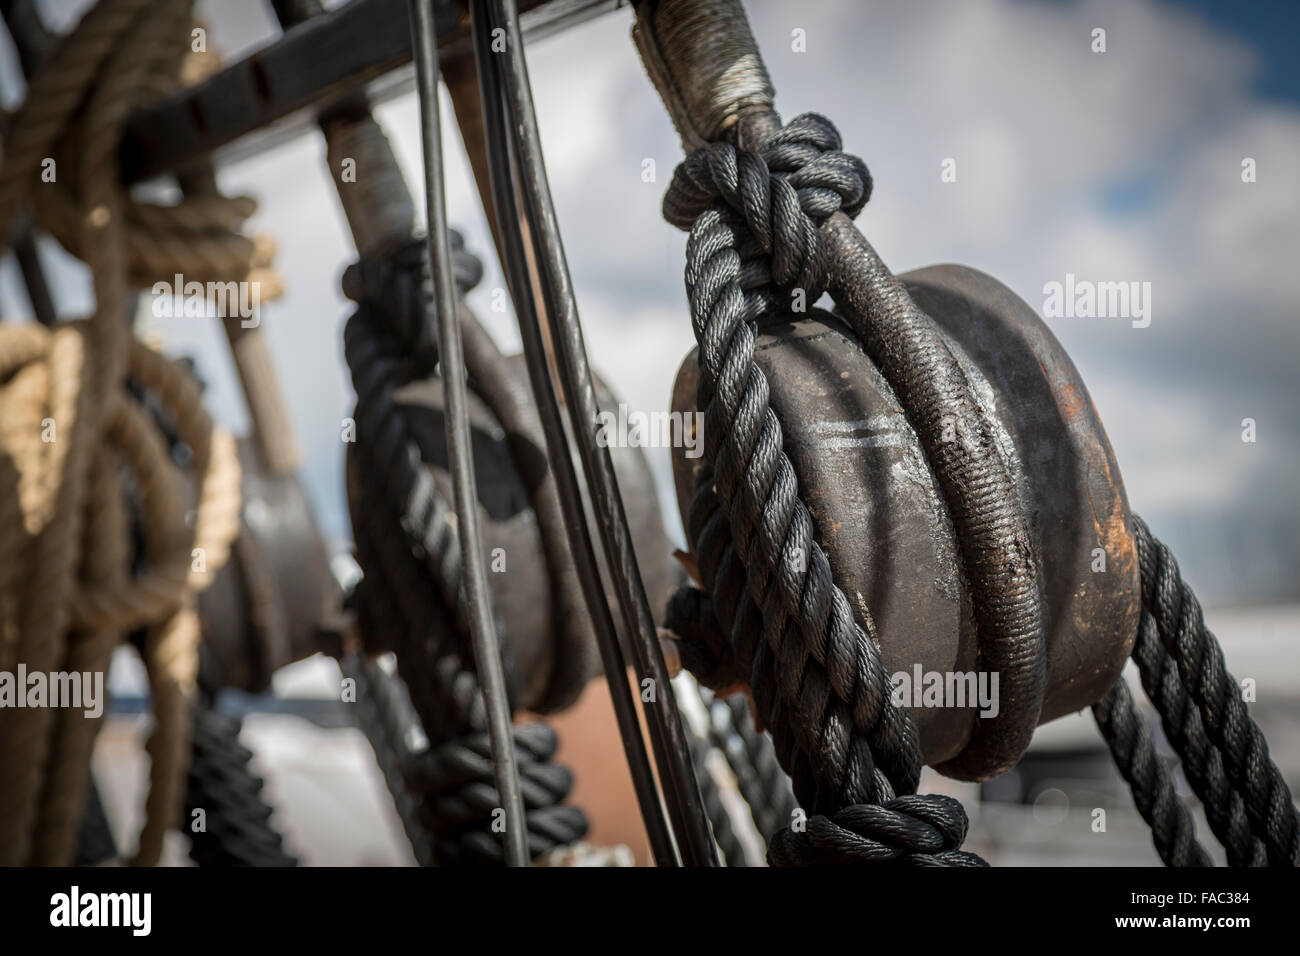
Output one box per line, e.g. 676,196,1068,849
668,264,1139,776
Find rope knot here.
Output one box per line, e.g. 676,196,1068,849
664,586,738,692
342,230,483,373
663,113,870,303
768,795,987,867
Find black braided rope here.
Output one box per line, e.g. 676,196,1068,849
1132,515,1299,866
1092,678,1211,867
663,114,921,811
661,115,982,864
351,511,588,863
703,691,797,846
401,722,587,866
1129,605,1265,866
658,109,1295,869
767,795,987,867
344,302,477,642
685,724,748,866
344,233,586,864
185,706,296,867
343,651,437,866
667,586,736,692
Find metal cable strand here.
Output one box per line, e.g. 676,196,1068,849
1132,514,1300,865
1092,678,1212,867
767,795,987,867
469,0,678,862
478,0,717,866
408,0,527,866
662,114,922,813
1129,608,1266,866
184,705,296,867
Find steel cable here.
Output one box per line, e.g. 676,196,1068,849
407,0,528,865
478,0,719,867
469,0,684,865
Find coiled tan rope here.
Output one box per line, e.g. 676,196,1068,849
0,0,260,865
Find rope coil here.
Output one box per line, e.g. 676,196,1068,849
0,0,259,865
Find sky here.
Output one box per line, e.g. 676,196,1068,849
2,0,1298,605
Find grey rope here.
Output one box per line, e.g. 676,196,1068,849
685,724,748,866
341,650,437,866
704,692,797,846
1092,677,1212,867
1127,599,1265,866
1132,514,1299,866
662,113,980,864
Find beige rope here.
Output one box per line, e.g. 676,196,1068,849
0,0,259,865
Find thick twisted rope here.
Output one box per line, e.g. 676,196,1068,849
0,0,251,865
343,235,499,647
1131,515,1298,866
345,236,586,864
1127,600,1265,866
662,114,982,864
0,0,279,292
1092,677,1212,867
353,561,587,863
401,721,587,866
768,795,986,867
665,115,918,807
176,647,295,867
686,726,747,866
185,705,296,867
341,650,437,866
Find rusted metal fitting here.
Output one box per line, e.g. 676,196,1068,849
198,439,340,694
668,265,1138,778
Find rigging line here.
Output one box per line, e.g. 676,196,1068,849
468,0,681,866
480,0,718,866
407,0,529,868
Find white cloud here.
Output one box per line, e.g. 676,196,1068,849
4,0,1296,599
